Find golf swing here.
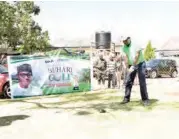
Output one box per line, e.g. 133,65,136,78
121,37,150,106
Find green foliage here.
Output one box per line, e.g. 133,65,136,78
144,41,156,61
0,1,50,54
79,69,91,83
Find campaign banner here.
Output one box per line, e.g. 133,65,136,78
7,55,91,98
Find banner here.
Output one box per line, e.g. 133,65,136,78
8,54,91,98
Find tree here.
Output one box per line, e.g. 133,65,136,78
0,2,16,47
144,41,156,61
0,1,50,54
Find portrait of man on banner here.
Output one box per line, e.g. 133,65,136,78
11,63,43,97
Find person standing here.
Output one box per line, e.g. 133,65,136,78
115,52,123,89
107,54,117,89
120,37,149,106
119,52,128,88
104,50,110,62
93,53,107,89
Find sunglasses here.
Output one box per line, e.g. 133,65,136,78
18,73,32,78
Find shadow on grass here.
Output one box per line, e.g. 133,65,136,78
23,98,159,114
1,91,160,112
0,94,61,104
75,111,92,116
0,90,115,105
0,115,30,127
6,90,117,108
2,89,178,115
83,99,159,112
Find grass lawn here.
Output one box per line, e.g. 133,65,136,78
1,89,179,113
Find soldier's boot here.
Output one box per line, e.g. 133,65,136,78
98,80,102,90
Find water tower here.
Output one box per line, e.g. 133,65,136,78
91,31,115,51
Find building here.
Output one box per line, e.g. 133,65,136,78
156,37,179,57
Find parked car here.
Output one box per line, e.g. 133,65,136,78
0,65,10,98
145,59,178,78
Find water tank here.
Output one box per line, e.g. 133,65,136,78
95,31,111,49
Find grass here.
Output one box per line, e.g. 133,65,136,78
1,89,179,114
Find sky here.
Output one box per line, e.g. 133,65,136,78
33,1,179,48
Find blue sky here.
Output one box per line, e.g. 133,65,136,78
33,1,179,48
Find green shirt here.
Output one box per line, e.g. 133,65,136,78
122,44,145,65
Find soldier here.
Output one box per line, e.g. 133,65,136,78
93,53,107,89
104,50,110,62
115,52,125,89
106,54,117,89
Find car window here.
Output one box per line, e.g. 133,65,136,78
171,61,176,67
0,65,8,73
159,60,167,67
146,59,160,66
164,60,168,66
166,60,171,66
166,60,176,67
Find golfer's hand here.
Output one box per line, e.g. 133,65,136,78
129,66,135,72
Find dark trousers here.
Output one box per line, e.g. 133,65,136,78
124,62,149,101
108,72,116,88
98,73,105,85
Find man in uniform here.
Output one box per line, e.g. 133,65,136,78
115,51,126,89
106,54,117,89
121,37,150,106
104,50,110,62
93,53,107,89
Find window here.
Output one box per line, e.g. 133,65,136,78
166,60,176,67
159,60,167,67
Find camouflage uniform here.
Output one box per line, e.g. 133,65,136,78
115,54,123,88
93,55,107,86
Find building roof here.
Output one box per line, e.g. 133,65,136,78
160,51,179,56
160,37,179,51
